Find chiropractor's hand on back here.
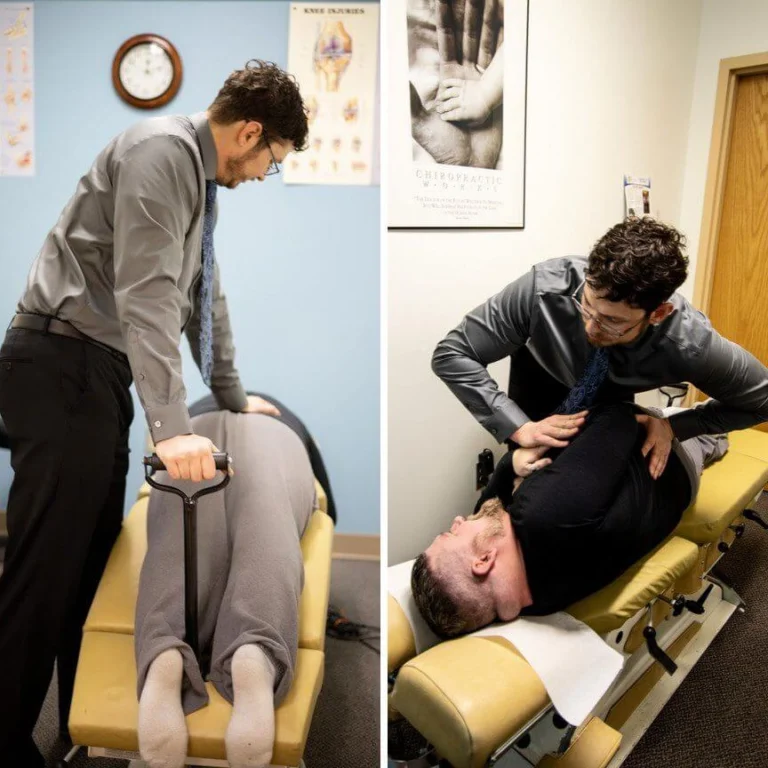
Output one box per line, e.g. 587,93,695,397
241,395,281,416
155,434,219,482
511,411,588,449
636,414,674,480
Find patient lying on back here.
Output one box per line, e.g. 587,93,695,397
411,403,727,638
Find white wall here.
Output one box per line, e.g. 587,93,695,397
678,0,768,297
387,0,703,564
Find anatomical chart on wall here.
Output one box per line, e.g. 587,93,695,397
0,3,33,176
389,0,528,228
285,3,379,185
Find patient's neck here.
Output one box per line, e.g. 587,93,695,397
492,513,533,620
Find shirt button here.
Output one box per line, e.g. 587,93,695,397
491,428,498,435
139,373,145,381
154,420,162,428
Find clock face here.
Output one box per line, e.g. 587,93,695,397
119,42,175,101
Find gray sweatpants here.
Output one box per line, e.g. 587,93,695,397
135,412,317,714
661,406,730,499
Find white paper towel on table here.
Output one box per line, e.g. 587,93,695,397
389,559,625,726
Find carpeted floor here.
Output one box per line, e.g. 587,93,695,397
31,558,380,768
622,490,768,768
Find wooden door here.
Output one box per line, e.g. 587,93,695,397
707,72,768,434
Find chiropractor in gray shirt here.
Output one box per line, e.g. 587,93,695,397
433,217,768,478
0,60,308,766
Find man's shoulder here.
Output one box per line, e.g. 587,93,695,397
531,256,586,295
653,293,716,365
113,115,200,164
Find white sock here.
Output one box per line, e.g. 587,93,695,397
138,648,188,768
225,644,277,768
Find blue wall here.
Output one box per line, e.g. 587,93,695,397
0,1,379,534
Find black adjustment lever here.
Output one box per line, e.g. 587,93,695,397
729,523,746,538
659,593,686,617
643,626,677,675
744,509,768,530
684,583,713,616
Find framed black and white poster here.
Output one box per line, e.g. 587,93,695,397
388,0,528,229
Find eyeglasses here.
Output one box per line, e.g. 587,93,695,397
570,280,647,339
263,131,281,176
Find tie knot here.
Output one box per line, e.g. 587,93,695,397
205,180,217,213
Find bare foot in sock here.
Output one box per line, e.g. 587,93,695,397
138,648,188,768
225,644,276,768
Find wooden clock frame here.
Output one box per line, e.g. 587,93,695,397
112,33,183,109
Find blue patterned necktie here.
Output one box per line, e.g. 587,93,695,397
199,180,216,387
555,347,610,415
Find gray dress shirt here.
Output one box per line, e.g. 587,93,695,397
433,256,768,443
18,113,248,443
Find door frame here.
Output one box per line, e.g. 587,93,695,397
686,52,768,406
693,51,768,314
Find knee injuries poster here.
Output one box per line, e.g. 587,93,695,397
0,3,33,177
285,3,379,186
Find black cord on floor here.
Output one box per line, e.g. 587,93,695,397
326,604,380,655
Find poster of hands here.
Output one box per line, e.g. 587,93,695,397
389,0,528,228
285,3,379,186
0,3,33,176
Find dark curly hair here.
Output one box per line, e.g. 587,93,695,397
209,60,309,151
585,218,688,312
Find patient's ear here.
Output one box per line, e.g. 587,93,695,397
649,302,674,325
472,549,497,577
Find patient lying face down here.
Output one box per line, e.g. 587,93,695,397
412,403,728,639
135,409,318,768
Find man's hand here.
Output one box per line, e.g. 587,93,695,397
512,445,552,477
511,411,588,449
155,434,219,482
636,414,674,480
241,395,281,417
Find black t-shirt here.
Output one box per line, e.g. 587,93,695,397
475,403,691,616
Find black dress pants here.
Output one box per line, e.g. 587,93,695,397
0,328,133,765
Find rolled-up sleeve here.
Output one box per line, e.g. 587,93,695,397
668,328,768,440
113,136,196,443
432,269,535,442
185,258,248,412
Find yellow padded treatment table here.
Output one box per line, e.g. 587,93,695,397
388,429,768,768
69,479,334,767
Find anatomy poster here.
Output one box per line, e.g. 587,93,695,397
285,3,379,186
0,3,33,176
389,0,528,228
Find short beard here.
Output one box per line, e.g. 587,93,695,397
468,498,505,549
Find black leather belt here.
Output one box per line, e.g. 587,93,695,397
10,313,129,365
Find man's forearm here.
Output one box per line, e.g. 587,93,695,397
432,270,535,441
668,401,768,441
676,331,768,439
432,332,530,441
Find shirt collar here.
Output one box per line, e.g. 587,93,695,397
190,112,218,181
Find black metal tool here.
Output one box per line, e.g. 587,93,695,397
143,453,231,665
643,625,677,675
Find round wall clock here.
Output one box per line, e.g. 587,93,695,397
112,34,182,109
